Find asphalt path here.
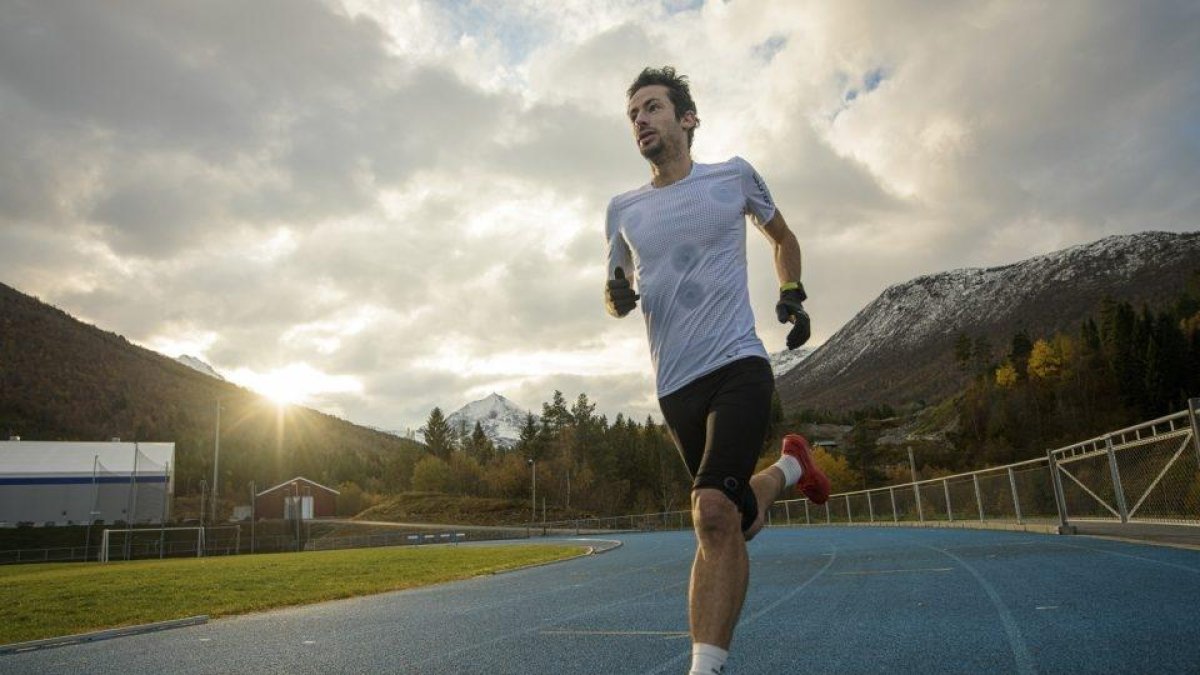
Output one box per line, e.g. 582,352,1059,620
6,526,1200,673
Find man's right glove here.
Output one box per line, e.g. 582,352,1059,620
775,281,811,349
606,266,640,317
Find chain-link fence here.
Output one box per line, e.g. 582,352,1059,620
1050,403,1200,527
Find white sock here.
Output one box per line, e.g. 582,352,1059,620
689,643,728,675
773,454,804,488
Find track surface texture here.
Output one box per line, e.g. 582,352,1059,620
6,527,1200,674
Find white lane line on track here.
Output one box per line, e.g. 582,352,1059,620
541,630,688,639
642,543,839,675
832,567,953,575
404,564,690,669
451,539,678,617
928,545,1035,675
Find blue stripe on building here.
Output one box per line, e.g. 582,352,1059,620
0,476,169,486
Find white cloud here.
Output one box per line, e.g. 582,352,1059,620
1,0,1196,431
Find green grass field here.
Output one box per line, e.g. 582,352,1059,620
0,544,582,645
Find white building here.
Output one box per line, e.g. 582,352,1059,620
0,440,175,527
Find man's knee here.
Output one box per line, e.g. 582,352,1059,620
693,476,758,533
692,489,741,537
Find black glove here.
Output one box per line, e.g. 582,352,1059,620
775,283,811,350
606,266,639,317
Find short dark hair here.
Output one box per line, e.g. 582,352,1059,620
627,66,699,147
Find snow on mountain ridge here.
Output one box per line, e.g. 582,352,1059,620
769,347,813,377
175,354,224,380
801,231,1194,382
446,393,535,449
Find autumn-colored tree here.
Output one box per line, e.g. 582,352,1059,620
995,362,1018,388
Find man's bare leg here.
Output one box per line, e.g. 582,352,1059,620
744,466,787,540
688,465,790,650
689,488,748,651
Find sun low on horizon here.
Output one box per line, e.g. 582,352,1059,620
226,363,364,408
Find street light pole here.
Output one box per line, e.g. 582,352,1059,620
211,400,221,525
528,459,536,522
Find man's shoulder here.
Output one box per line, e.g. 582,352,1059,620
695,156,752,177
608,183,653,209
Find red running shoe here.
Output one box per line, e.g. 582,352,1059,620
782,434,830,505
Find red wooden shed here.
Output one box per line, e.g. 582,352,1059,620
254,477,339,520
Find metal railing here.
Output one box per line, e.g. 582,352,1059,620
532,399,1200,537
1049,402,1200,527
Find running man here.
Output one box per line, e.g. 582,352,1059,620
604,67,831,675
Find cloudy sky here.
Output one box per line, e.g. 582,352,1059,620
2,0,1197,432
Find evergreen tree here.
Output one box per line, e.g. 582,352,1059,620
954,333,973,372
421,407,454,460
541,391,572,435
515,412,544,461
1010,331,1033,380
465,421,496,465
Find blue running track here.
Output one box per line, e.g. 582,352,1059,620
5,527,1200,673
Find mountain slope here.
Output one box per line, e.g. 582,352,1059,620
777,231,1200,413
0,282,425,496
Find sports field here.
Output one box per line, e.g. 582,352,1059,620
0,544,582,645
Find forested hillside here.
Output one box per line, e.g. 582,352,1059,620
0,283,425,507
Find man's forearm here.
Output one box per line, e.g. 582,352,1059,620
774,230,803,285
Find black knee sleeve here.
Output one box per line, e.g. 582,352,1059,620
695,475,759,533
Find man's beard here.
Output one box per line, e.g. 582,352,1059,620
640,136,667,161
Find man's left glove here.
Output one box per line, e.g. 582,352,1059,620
775,282,811,350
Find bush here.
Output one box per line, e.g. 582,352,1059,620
411,456,452,493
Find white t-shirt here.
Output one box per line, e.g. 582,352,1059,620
605,156,777,397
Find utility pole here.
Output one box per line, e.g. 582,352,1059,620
211,400,221,525
528,459,536,522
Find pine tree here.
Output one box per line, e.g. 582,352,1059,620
954,333,973,372
515,412,543,461
465,421,495,465
421,407,454,460
1010,331,1033,380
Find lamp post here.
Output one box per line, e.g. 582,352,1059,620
527,459,536,522
211,400,222,525
199,479,207,528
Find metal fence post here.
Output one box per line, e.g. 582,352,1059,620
943,480,953,522
1105,435,1129,523
804,500,810,525
1048,449,1071,533
1007,467,1023,524
914,482,924,523
784,501,791,526
845,495,853,524
889,487,898,522
1188,398,1200,470
973,474,984,522
868,492,875,523
825,502,831,524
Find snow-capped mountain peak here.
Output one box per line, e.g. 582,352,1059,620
176,354,224,381
777,230,1200,412
446,393,535,448
769,347,814,377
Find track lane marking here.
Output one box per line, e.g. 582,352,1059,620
928,545,1035,675
832,567,953,576
542,629,688,639
642,542,839,675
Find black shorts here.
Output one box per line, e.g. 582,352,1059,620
658,356,775,527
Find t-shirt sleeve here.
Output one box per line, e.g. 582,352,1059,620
605,199,635,283
736,156,777,229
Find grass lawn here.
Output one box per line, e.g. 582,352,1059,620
0,544,582,645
